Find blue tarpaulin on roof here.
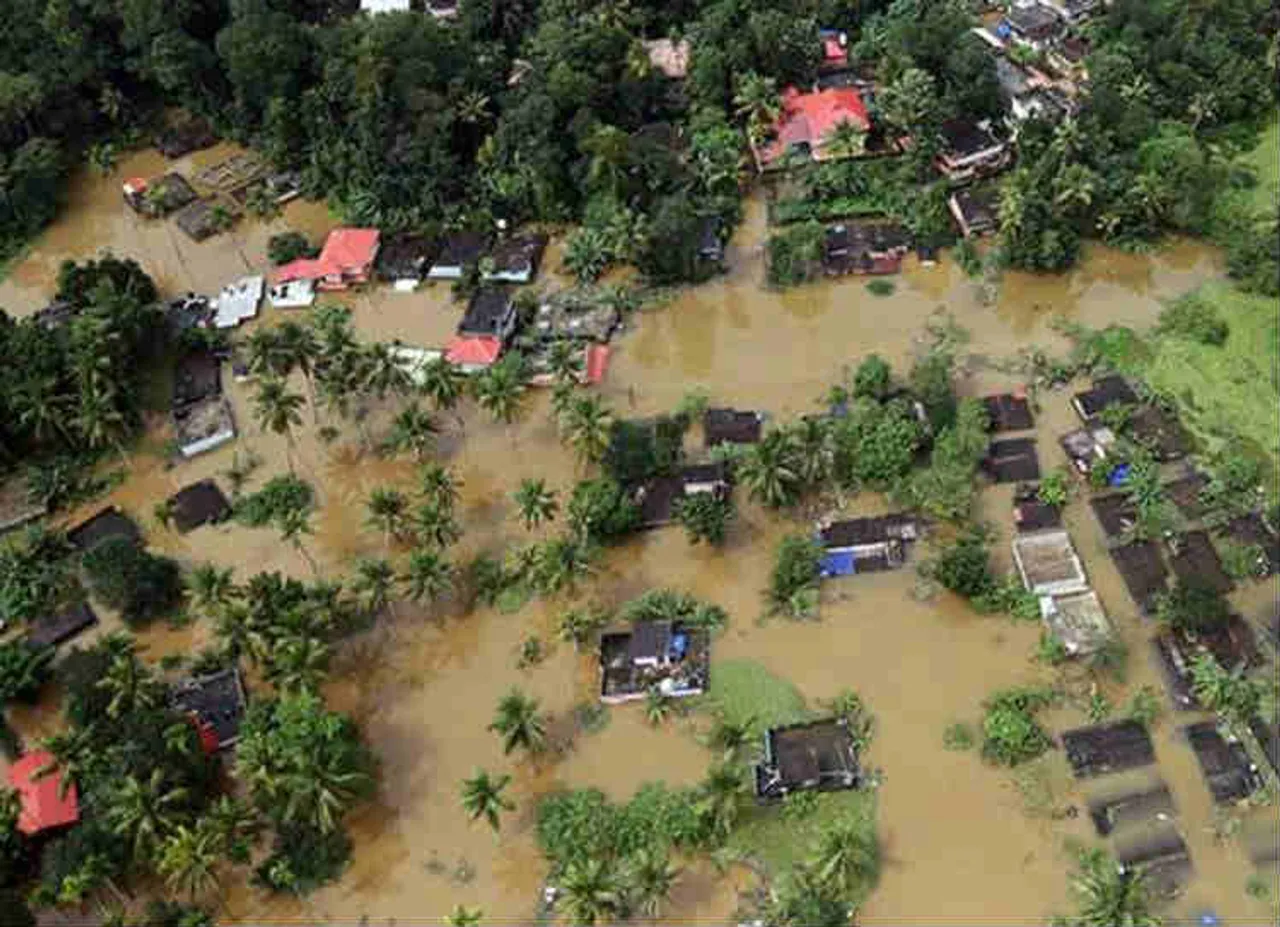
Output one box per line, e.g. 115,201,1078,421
820,550,856,577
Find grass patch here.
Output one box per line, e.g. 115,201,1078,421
495,583,533,614
865,279,895,297
705,659,810,729
1142,282,1279,465
727,788,876,882
1241,117,1279,216
1009,752,1073,819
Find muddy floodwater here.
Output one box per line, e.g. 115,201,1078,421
2,154,1277,925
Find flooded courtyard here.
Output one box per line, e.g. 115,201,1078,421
2,152,1275,924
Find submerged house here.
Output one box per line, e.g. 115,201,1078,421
213,275,263,329
703,408,764,447
1166,530,1233,594
948,187,1000,238
173,667,248,753
983,437,1041,483
1059,425,1117,476
1012,529,1088,596
1062,719,1155,779
1128,406,1190,461
598,621,709,704
1003,3,1065,50
817,514,919,576
26,601,98,650
377,234,435,291
68,506,142,552
155,118,216,159
173,348,236,459
823,222,910,276
935,119,1011,183
483,233,547,284
167,480,232,534
634,463,731,529
1110,540,1168,613
7,751,79,837
459,289,519,342
274,228,380,291
530,291,621,343
122,173,196,217
754,718,861,801
1072,375,1138,422
761,86,871,167
1114,823,1192,899
1039,589,1113,656
444,335,503,372
427,231,488,280
982,391,1034,432
1014,484,1062,533
1088,784,1175,838
1184,721,1262,805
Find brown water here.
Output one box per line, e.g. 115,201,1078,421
3,160,1277,925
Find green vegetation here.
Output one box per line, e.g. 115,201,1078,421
619,589,727,631
767,535,823,621
942,721,976,752
0,527,74,627
81,538,183,628
981,687,1058,767
267,232,316,267
1056,847,1159,927
673,491,735,545
729,789,877,889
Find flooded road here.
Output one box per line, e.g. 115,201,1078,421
3,159,1276,925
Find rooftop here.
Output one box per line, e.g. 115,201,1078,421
485,233,547,280
7,750,79,835
1166,530,1233,594
173,667,247,751
764,87,870,165
0,474,47,535
1072,375,1138,421
1040,590,1112,655
1184,722,1260,805
26,601,98,649
984,437,1041,483
755,718,860,801
1013,483,1062,533
1128,405,1190,460
1109,540,1168,612
173,348,223,408
1006,4,1064,39
213,275,264,329
599,622,709,703
939,119,1004,158
704,408,764,446
1012,528,1088,596
1089,493,1135,539
643,38,691,79
168,480,231,534
1087,784,1175,838
68,506,142,552
1062,719,1155,779
275,228,380,284
459,289,515,338
377,233,435,280
982,392,1034,432
431,231,488,270
819,514,918,549
949,188,1000,236
445,335,502,369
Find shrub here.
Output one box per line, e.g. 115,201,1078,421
1154,580,1231,634
567,478,641,543
954,238,982,277
81,537,184,627
235,474,315,528
942,722,976,751
1156,294,1229,345
267,232,316,266
619,589,727,631
766,221,824,287
603,417,685,485
851,354,892,401
0,527,73,627
833,398,923,490
909,351,957,432
673,491,734,545
865,279,895,297
767,535,823,620
929,529,995,599
254,823,351,895
981,687,1056,766
1126,686,1163,728
0,641,54,704
1037,469,1070,508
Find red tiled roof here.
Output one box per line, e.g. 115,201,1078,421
275,227,380,283
823,38,847,63
764,87,870,164
583,344,611,385
7,750,79,835
445,335,502,367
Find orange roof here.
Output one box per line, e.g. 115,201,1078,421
7,750,79,835
445,335,502,367
583,344,611,385
275,227,380,283
764,87,870,164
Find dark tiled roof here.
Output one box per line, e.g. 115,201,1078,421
459,289,515,338
820,514,917,548
1110,541,1167,612
983,438,1040,483
704,408,763,446
1164,473,1208,520
172,668,246,750
982,393,1033,432
377,234,435,279
755,718,860,800
27,601,98,649
1167,530,1233,594
432,231,488,269
1062,720,1155,779
1184,721,1261,805
168,480,231,534
173,349,223,408
488,233,547,276
1073,375,1137,420
939,119,1003,158
68,507,142,551
950,188,999,233
1089,493,1135,538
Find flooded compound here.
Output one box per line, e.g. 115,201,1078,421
3,159,1276,926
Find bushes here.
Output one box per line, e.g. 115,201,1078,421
0,641,54,704
1157,294,1229,345
81,537,183,627
981,687,1057,766
832,398,923,490
567,478,641,543
619,589,727,631
235,474,315,528
766,221,825,287
603,417,686,485
0,527,73,627
767,535,823,620
254,824,351,896
267,232,316,266
673,491,734,545
929,529,995,599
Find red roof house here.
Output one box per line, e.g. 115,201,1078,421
762,87,870,167
7,750,80,836
583,344,611,385
275,228,380,291
445,335,502,371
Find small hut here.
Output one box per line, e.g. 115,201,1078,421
754,718,861,801
1062,720,1155,779
168,480,232,534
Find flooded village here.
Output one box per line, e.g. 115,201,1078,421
1,3,1278,927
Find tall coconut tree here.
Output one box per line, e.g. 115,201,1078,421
625,846,681,918
244,328,290,378
738,429,801,508
473,353,526,426
401,547,454,605
266,632,330,693
546,340,582,386
365,486,410,547
278,504,318,574
414,500,462,549
363,341,413,402
459,769,513,831
38,725,99,799
562,394,613,466
513,478,558,531
419,356,467,429
275,320,320,418
387,403,439,460
696,762,744,841
809,812,879,895
558,857,623,926
789,416,835,488
107,769,191,864
157,821,222,899
351,557,396,619
188,564,237,620
1066,848,1158,927
488,688,547,755
418,463,461,515
253,377,305,470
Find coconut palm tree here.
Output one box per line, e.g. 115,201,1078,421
278,504,318,574
418,463,461,515
733,71,780,132
276,320,320,417
351,558,396,619
419,356,467,428
529,536,593,595
707,713,756,760
244,328,290,378
563,227,613,284
550,381,578,425
363,341,412,402
253,377,305,469
414,500,462,549
97,650,161,719
547,340,582,386
513,478,558,530
562,394,613,465
738,429,801,508
1067,848,1158,927
445,905,485,927
697,762,745,841
188,564,236,620
107,769,191,863
402,547,454,605
266,632,330,693
387,403,438,460
473,353,526,425
459,769,513,831
203,794,260,859
557,604,609,650
157,822,222,899
74,375,128,458
489,688,548,755
558,857,623,926
809,812,878,895
625,846,681,918
365,486,410,547
38,725,99,799
825,120,867,159
645,687,673,726
789,417,835,488
1189,653,1261,726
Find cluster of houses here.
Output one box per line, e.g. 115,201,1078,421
3,501,246,842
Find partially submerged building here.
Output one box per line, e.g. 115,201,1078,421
268,279,316,309
1072,375,1138,422
168,480,231,534
1012,529,1088,596
1166,530,1233,594
173,667,248,753
26,601,98,650
1164,472,1208,522
983,437,1041,483
123,173,197,217
817,514,919,576
1221,513,1280,576
1151,632,1199,710
1110,540,1167,613
1089,493,1135,539
823,222,910,276
1002,3,1065,50
174,198,237,242
1039,589,1113,656
426,231,488,280
1184,721,1262,805
935,119,1010,183
459,289,518,342
6,750,79,836
444,335,503,372
1127,405,1189,461
484,233,547,284
274,228,380,291
213,275,264,329
761,86,871,167
376,234,436,291
1013,483,1062,533
1062,720,1156,779
172,348,236,459
1060,425,1117,476
948,187,999,237
634,463,731,529
598,621,709,704
1114,822,1192,899
68,506,142,552
703,408,764,448
982,391,1034,432
529,291,620,343
1088,784,1175,838
0,474,47,536
754,718,861,801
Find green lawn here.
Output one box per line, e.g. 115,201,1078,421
1242,116,1279,216
706,659,811,729
1142,282,1279,466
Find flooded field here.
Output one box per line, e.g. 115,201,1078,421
2,155,1276,925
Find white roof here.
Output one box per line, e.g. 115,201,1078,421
213,275,264,329
269,279,316,309
1040,590,1113,655
361,0,411,12
1012,529,1089,596
389,345,445,387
